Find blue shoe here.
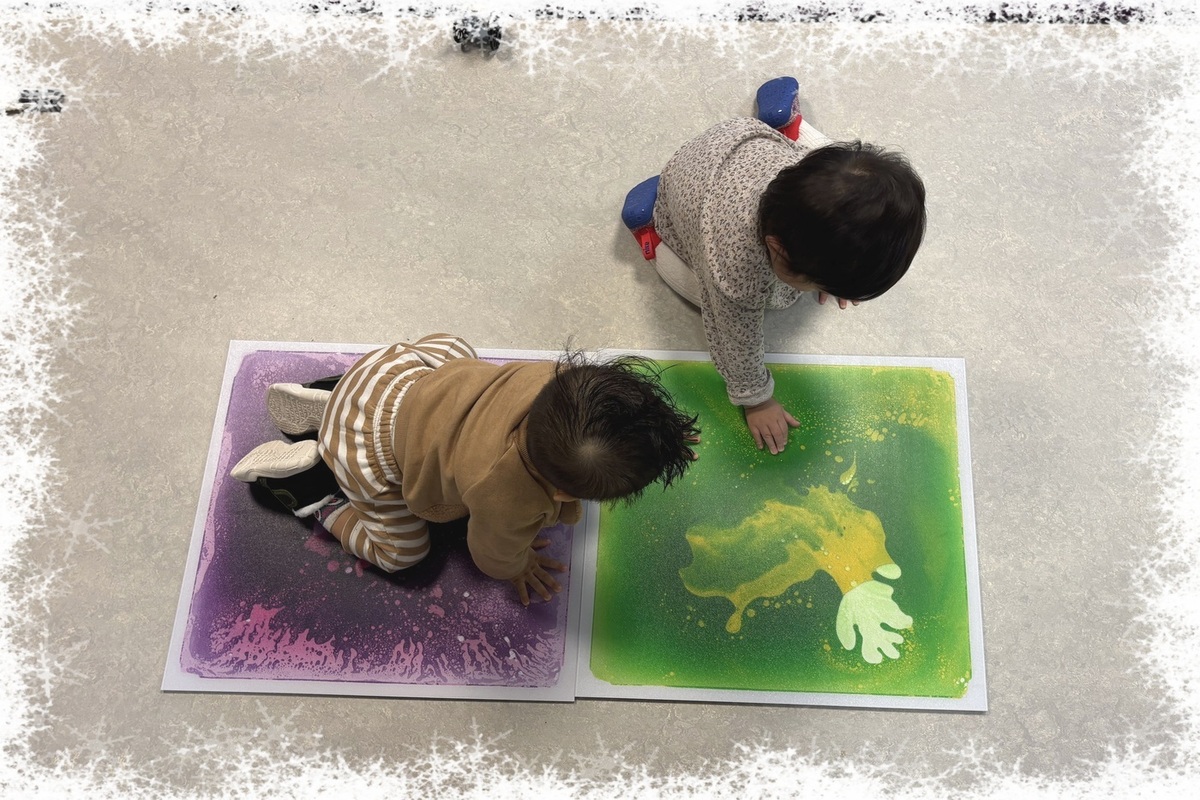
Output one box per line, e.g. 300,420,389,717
621,175,662,260
756,77,801,141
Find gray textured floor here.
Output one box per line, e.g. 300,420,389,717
15,18,1185,790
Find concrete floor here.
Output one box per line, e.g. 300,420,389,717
4,12,1194,794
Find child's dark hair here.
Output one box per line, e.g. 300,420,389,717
759,141,926,302
525,352,700,503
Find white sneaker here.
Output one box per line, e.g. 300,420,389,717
230,439,321,482
267,383,332,435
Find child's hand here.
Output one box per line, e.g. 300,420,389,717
817,291,860,310
744,398,800,455
510,538,567,606
686,433,702,460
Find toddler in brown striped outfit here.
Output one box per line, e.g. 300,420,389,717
232,334,699,605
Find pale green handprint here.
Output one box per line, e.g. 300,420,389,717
835,565,913,664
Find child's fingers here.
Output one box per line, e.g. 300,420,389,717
527,572,552,601
817,291,857,309
535,554,568,573
785,411,801,427
751,428,764,449
515,581,530,607
754,419,780,453
531,538,552,551
771,422,792,453
534,566,563,595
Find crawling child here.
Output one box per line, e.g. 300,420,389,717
638,77,926,456
231,334,700,605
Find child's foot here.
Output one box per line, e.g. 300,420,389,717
755,76,801,141
621,175,662,260
231,439,321,481
231,440,340,516
267,383,332,435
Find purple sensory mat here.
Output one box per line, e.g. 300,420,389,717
163,341,582,701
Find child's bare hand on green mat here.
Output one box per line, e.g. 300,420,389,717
511,539,566,606
686,434,702,460
744,397,800,455
817,291,860,310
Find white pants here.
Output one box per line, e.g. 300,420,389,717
652,242,702,307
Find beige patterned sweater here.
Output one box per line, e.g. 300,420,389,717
652,117,816,407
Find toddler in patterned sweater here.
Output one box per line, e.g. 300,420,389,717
645,82,926,455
